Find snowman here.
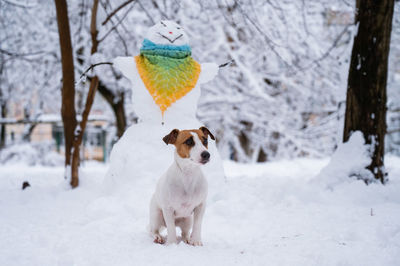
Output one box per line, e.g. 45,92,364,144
104,21,225,198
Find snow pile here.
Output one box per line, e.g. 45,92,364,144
105,23,224,199
314,131,374,187
0,143,64,166
1,157,400,266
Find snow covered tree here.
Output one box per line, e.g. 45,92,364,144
54,0,78,186
0,0,62,148
1,0,399,166
54,0,138,187
72,0,135,138
343,0,395,183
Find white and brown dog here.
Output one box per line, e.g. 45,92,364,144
149,127,215,246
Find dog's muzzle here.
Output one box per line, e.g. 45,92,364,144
200,151,210,164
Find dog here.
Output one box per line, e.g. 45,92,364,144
149,126,215,246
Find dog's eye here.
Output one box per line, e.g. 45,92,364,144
185,137,194,146
202,137,208,146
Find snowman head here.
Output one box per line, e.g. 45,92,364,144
145,20,189,46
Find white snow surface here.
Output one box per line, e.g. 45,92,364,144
0,143,64,166
314,131,373,187
1,157,400,266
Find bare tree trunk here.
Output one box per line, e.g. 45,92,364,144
343,0,394,183
90,0,99,55
69,0,100,188
55,0,127,187
79,0,129,140
97,82,126,138
22,124,36,142
22,108,38,142
54,0,77,171
0,102,6,149
0,54,6,149
71,77,99,187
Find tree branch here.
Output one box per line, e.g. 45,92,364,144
78,62,113,81
71,76,99,187
78,58,233,84
0,48,45,57
219,59,235,68
101,0,135,26
296,24,352,72
98,3,135,43
1,0,38,8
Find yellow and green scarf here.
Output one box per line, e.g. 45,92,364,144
135,39,201,115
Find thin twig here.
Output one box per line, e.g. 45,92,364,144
101,0,135,25
99,0,129,55
98,3,135,43
232,0,292,70
1,0,37,8
219,59,235,68
296,24,352,72
0,48,45,57
78,62,113,80
137,0,155,24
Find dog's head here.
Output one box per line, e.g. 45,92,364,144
163,127,215,165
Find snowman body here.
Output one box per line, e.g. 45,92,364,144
104,21,225,196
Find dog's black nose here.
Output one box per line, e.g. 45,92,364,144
201,151,210,160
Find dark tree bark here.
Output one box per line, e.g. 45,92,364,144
343,0,394,183
22,108,38,142
97,82,126,138
22,124,36,142
0,102,6,149
71,76,98,187
54,0,77,170
77,0,130,140
0,59,5,149
55,0,101,188
70,0,100,188
55,0,128,187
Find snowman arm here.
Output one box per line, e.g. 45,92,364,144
198,63,219,84
113,56,140,85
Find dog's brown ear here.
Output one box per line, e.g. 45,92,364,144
163,129,179,145
199,126,215,140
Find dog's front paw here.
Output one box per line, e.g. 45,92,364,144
153,235,165,245
186,238,203,246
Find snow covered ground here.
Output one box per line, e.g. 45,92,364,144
1,157,400,266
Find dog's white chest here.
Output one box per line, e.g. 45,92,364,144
174,202,195,217
170,183,204,218
163,169,204,215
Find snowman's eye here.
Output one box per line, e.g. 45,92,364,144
176,27,180,29
160,22,167,27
